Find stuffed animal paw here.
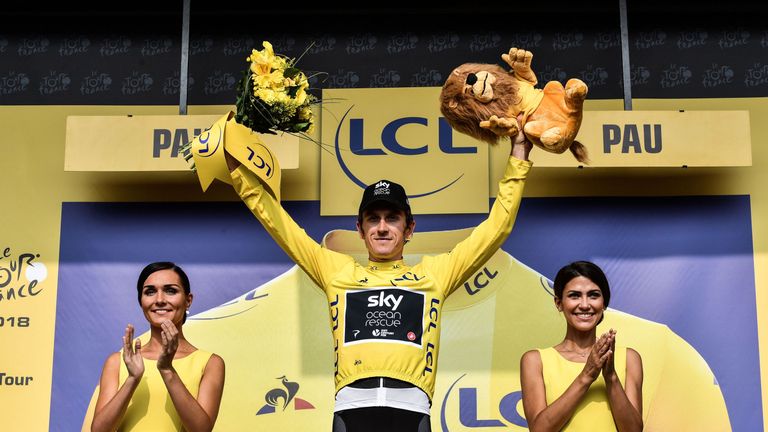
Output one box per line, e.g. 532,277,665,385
480,115,520,136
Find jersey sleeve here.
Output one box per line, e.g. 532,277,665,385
425,156,531,296
230,166,352,290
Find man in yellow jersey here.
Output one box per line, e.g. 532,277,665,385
223,124,532,431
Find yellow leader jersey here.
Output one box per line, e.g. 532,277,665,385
230,156,531,400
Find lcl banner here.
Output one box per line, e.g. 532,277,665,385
63,97,751,176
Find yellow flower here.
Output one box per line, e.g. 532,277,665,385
237,40,319,134
248,42,279,77
276,92,291,105
298,106,312,120
254,69,284,90
250,41,275,62
294,87,307,105
273,56,289,70
250,61,271,76
255,88,277,104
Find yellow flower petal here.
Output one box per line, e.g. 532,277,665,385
262,41,274,56
295,88,307,105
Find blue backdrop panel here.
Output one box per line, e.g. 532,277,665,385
52,195,758,431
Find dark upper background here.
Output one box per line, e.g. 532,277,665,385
2,1,767,105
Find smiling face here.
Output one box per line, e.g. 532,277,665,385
140,269,192,328
555,276,605,333
357,205,415,262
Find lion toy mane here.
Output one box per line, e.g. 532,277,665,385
440,47,589,163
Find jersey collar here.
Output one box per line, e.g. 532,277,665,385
366,259,405,271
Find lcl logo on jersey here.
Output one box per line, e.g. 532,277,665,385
255,375,315,415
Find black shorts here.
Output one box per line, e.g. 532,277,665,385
332,406,431,432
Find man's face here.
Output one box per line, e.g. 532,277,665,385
357,205,414,262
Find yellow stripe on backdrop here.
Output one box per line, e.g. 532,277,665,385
1,97,767,431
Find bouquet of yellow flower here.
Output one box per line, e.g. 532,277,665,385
182,41,320,189
235,41,317,135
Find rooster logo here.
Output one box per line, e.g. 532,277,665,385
256,375,315,415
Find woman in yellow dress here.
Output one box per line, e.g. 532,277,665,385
520,261,642,431
91,262,225,432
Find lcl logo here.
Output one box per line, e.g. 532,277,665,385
439,374,527,430
333,106,477,197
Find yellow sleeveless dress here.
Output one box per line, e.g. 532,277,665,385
538,346,627,431
117,349,213,431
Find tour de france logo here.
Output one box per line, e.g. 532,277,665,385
255,375,315,415
0,247,47,302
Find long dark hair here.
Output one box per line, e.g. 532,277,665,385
553,261,611,324
136,261,191,323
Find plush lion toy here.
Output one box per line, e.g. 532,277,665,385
440,47,589,163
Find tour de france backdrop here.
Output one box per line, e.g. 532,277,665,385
1,4,768,431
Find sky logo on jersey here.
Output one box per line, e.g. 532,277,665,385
367,291,404,310
345,288,425,347
255,375,315,415
320,87,489,216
